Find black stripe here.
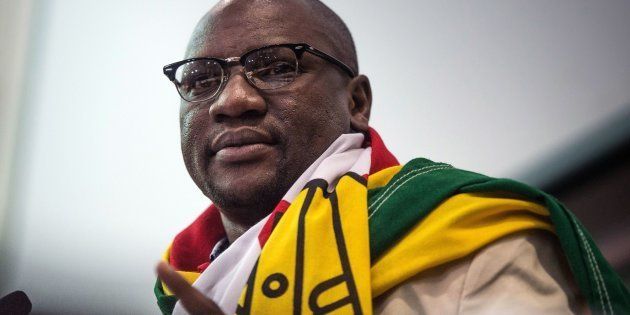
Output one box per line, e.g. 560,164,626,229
308,275,355,314
236,259,258,315
330,191,363,315
293,186,317,315
316,296,353,314
302,179,329,197
272,211,284,229
343,172,367,187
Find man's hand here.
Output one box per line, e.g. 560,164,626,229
156,262,225,315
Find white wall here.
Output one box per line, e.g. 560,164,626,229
0,0,33,261
3,0,630,313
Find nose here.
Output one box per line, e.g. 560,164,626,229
209,70,267,123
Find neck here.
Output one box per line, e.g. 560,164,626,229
219,211,255,243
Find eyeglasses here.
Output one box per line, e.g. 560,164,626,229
163,43,356,103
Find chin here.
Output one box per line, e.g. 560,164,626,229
202,167,290,221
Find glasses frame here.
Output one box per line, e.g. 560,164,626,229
163,43,356,103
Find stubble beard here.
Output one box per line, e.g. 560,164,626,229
201,158,293,225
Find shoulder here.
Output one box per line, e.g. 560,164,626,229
373,231,588,315
369,190,555,297
367,157,556,261
367,158,494,260
366,159,586,313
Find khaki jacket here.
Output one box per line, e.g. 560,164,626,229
374,231,589,314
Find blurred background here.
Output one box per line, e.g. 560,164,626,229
1,0,629,313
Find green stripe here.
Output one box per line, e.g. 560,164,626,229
154,278,177,315
367,157,630,314
367,158,488,259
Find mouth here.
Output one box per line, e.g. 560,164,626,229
210,128,276,163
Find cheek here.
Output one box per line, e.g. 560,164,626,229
302,89,350,134
275,87,350,157
282,77,349,126
180,107,208,165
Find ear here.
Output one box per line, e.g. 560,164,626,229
346,75,372,133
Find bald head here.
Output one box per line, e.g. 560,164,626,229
186,0,358,74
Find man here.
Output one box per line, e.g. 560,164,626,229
155,1,629,314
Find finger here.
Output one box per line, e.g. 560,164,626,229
156,262,224,315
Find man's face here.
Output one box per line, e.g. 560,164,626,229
180,2,353,223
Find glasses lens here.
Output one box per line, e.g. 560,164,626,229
244,46,298,90
175,59,223,102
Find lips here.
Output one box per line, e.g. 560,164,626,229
210,128,276,162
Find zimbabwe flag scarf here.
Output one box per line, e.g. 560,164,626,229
156,128,629,315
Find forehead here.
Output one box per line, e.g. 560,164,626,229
186,1,333,59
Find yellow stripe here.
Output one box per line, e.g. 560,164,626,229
161,243,172,262
370,192,553,297
367,165,403,190
160,243,201,296
246,175,374,314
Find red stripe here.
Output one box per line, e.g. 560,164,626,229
258,200,291,246
367,128,399,175
170,205,225,272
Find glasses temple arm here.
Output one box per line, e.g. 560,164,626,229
304,46,356,78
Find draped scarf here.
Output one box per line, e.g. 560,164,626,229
156,129,629,315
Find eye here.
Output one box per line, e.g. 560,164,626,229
175,59,224,101
182,74,222,97
251,61,297,82
193,75,221,90
259,61,296,75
